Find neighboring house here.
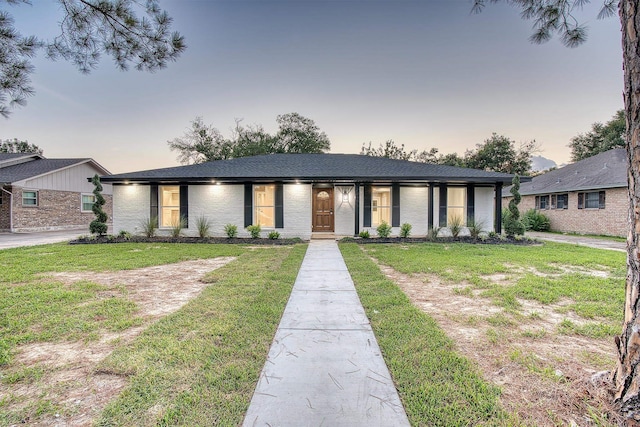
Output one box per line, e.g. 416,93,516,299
0,153,112,232
502,148,628,237
100,153,523,240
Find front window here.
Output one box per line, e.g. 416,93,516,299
22,190,37,206
371,186,391,226
81,194,95,212
254,185,275,227
585,192,600,209
447,187,466,225
160,186,180,227
556,194,568,209
539,195,549,210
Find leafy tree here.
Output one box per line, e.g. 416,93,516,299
0,138,42,154
569,110,626,161
503,175,525,238
464,133,537,175
167,117,232,165
360,140,416,160
168,113,331,164
89,174,107,236
1,0,185,118
473,0,639,420
275,112,330,154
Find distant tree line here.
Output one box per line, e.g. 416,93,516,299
569,110,625,162
0,139,42,155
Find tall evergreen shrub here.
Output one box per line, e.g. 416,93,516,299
504,175,525,238
89,174,108,236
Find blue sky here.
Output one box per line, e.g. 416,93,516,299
3,0,623,173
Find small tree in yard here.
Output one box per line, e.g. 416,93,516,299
89,174,108,236
504,175,524,238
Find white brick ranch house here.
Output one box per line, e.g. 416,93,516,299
100,154,523,240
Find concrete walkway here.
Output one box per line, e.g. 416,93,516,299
243,240,410,427
527,231,626,252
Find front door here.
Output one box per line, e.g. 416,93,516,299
312,187,334,232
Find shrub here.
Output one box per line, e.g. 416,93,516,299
196,215,212,238
505,175,525,237
140,216,158,238
89,174,108,236
400,223,412,238
246,224,261,239
522,209,551,232
376,221,392,238
224,223,238,238
268,231,280,240
170,216,187,238
467,219,486,239
359,230,370,239
448,215,463,238
427,226,441,241
118,230,132,240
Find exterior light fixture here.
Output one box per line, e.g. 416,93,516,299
342,190,349,202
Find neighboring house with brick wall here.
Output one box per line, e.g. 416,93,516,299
502,148,627,237
0,153,112,232
100,153,526,240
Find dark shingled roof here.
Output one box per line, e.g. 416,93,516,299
503,148,627,197
101,153,521,184
0,158,93,183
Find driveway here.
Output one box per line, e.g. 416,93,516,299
526,231,626,252
0,229,85,250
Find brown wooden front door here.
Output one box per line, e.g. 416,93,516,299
312,187,334,232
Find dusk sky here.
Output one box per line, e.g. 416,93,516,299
3,1,623,174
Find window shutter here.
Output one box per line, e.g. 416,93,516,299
363,185,372,227
244,183,253,228
599,191,606,209
535,196,540,210
180,185,188,228
578,193,584,209
439,186,447,227
563,194,569,209
466,184,475,224
391,184,400,227
150,184,158,221
551,195,556,209
275,183,284,229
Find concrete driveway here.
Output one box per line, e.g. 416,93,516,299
0,229,85,250
527,231,626,252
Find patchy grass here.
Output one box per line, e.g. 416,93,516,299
340,243,515,426
96,245,306,426
361,242,625,338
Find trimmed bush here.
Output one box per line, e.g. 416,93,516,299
246,224,261,239
89,174,108,236
359,230,371,239
400,223,412,238
522,209,551,231
224,223,238,238
268,231,280,240
377,221,392,238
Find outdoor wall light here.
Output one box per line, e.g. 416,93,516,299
342,190,349,202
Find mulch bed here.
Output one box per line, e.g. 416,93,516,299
69,235,304,245
341,236,540,245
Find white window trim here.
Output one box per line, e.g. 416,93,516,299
253,184,276,229
447,186,467,225
22,189,38,207
371,186,392,227
81,193,95,213
159,185,180,228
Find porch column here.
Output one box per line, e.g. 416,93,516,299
354,183,360,236
494,182,503,234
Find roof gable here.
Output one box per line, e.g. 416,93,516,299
0,158,110,184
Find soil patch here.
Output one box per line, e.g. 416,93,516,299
1,257,235,426
70,236,303,245
371,256,621,426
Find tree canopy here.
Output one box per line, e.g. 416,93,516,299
0,138,42,154
361,134,536,175
168,113,331,164
569,110,625,161
1,0,185,118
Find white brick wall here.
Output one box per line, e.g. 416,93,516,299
475,186,495,232
400,186,429,236
283,184,312,240
112,184,149,234
188,184,245,237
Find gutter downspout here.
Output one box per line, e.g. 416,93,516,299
1,186,13,232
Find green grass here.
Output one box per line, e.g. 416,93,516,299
96,245,306,426
361,242,625,338
340,243,515,426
